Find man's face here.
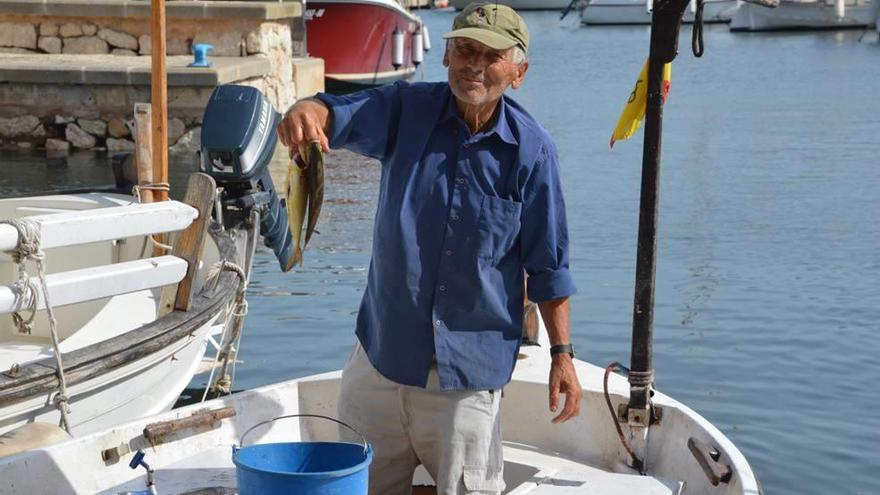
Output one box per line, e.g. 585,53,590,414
444,37,528,108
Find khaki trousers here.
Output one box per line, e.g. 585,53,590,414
338,342,505,495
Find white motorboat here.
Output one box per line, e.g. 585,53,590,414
0,323,761,494
450,0,574,10
0,183,256,439
0,85,293,443
729,0,877,30
581,0,737,24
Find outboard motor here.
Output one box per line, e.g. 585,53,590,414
200,85,294,270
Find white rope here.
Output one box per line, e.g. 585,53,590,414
201,260,249,400
0,219,73,434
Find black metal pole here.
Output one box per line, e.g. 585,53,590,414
628,0,690,420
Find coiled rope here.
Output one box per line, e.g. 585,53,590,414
0,219,72,433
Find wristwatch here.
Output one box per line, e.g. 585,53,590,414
550,344,575,358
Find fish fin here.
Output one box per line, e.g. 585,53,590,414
294,246,303,267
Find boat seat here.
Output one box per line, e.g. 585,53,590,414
525,468,683,494
501,443,684,495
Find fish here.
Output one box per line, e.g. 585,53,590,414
302,140,325,248
284,156,308,270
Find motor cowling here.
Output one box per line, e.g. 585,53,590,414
200,84,294,271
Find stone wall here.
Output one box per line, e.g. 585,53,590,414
0,59,323,153
0,17,298,111
0,0,322,154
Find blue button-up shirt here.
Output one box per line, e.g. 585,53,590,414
315,82,575,391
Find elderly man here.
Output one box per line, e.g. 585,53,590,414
277,3,582,494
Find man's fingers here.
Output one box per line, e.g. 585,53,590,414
276,122,288,148
549,377,560,413
552,390,582,424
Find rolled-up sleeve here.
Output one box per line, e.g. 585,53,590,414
520,143,577,302
313,82,402,161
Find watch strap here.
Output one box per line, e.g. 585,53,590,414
550,344,575,358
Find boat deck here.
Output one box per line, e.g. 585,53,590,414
102,441,683,495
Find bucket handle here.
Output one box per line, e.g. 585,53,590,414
238,414,369,455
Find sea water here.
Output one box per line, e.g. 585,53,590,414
2,12,877,495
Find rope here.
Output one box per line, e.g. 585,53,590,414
202,260,249,400
130,185,173,253
0,219,73,433
628,369,655,387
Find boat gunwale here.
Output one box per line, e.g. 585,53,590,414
307,0,422,24
0,220,240,407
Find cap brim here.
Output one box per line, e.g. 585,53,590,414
442,28,517,51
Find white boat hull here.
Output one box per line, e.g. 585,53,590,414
729,0,876,30
0,344,761,494
581,0,737,24
0,315,219,436
0,193,245,437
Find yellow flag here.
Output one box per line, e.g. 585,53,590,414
610,59,672,148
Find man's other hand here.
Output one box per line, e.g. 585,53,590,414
548,354,582,423
277,98,331,158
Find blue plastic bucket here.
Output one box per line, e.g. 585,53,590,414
232,414,372,495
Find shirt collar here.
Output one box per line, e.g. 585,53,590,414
440,85,519,146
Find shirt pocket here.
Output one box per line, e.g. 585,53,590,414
474,195,522,264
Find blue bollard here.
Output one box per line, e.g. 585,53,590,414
189,43,214,68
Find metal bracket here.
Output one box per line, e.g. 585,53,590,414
688,437,732,485
618,403,663,426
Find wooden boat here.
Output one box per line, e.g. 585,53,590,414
729,0,876,30
0,183,253,438
581,0,737,24
305,0,429,93
0,320,761,494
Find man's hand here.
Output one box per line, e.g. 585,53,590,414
276,98,331,158
549,353,582,423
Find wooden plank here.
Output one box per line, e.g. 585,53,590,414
159,173,216,315
0,201,197,252
143,406,235,444
0,256,187,315
134,103,154,204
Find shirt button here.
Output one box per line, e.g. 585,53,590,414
450,214,459,221
455,178,466,185
439,285,447,292
445,250,453,256
434,320,442,328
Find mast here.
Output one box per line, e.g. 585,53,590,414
627,0,691,439
150,0,169,203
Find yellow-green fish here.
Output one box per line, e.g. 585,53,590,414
284,158,307,271
303,141,325,248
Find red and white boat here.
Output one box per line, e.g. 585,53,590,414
305,0,430,93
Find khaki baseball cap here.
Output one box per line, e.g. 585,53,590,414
443,2,529,54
